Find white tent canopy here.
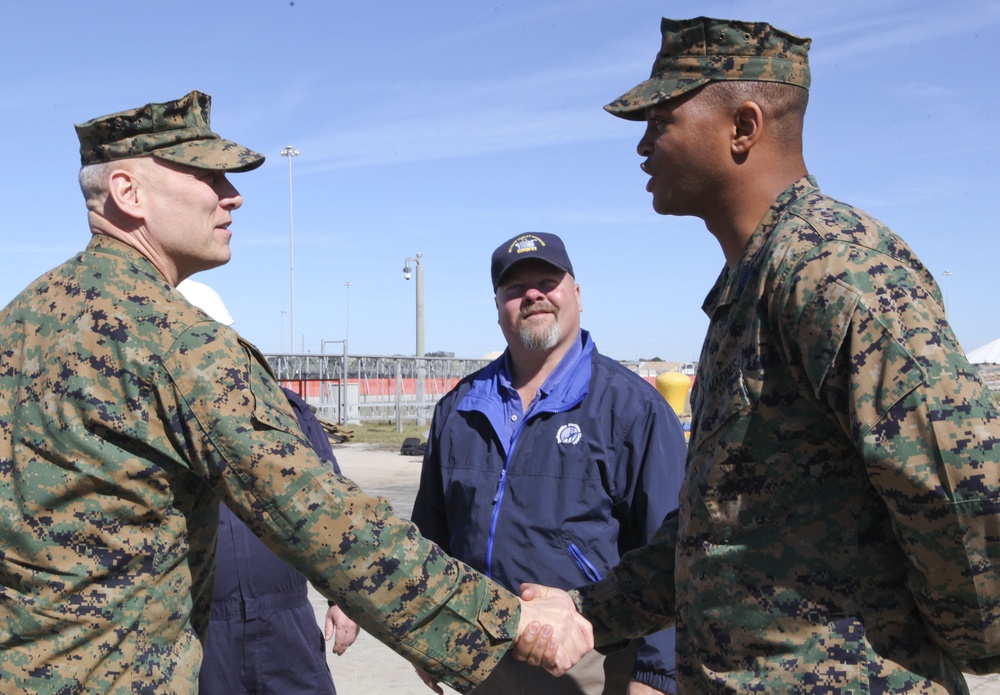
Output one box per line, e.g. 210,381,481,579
967,338,1000,365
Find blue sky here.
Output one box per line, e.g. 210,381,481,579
2,0,997,361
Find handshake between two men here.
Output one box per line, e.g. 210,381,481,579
416,583,594,694
513,584,592,673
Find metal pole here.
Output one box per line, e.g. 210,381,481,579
342,339,348,426
280,146,300,351
344,281,352,348
394,360,403,433
343,281,352,426
415,254,424,359
321,339,346,424
942,270,952,316
415,253,425,425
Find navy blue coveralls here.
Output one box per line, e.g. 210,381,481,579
198,389,340,695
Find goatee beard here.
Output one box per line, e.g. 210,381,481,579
518,316,560,351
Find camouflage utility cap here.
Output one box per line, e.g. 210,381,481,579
606,16,811,121
75,90,264,172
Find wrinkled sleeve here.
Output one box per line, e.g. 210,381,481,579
164,329,518,693
778,245,1000,671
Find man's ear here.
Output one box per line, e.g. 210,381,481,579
732,100,764,156
106,167,144,221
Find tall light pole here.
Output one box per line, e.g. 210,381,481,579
344,281,352,352
280,145,300,351
403,253,425,424
343,281,352,426
942,270,952,316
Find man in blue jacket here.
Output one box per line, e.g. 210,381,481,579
412,233,686,694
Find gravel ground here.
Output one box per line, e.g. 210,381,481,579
311,443,1000,695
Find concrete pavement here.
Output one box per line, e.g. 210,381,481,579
312,443,1000,695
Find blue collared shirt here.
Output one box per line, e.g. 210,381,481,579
497,331,584,444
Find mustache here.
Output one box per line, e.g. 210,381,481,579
519,303,557,320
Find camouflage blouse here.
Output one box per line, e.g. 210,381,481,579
574,177,1000,693
0,235,517,694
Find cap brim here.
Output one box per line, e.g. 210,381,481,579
494,258,574,290
604,77,710,121
153,137,265,172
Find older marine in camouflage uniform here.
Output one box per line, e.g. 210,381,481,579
525,17,1000,694
0,91,589,694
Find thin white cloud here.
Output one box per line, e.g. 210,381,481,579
273,56,642,173
809,1,1000,67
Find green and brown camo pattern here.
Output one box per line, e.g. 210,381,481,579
605,17,812,121
574,178,1000,692
0,236,517,694
75,90,264,172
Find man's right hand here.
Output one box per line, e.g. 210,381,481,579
514,583,593,676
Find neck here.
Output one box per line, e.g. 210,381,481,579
704,160,807,268
88,212,177,285
508,333,577,408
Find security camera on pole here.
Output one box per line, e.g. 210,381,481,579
403,253,425,425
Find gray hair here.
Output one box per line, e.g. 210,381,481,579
78,161,116,202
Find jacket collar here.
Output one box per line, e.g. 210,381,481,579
702,175,819,318
458,329,594,432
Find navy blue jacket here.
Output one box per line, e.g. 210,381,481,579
412,331,686,691
199,389,340,695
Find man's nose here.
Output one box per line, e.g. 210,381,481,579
523,286,547,301
218,176,243,210
637,124,655,156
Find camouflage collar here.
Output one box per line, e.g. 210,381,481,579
702,175,820,316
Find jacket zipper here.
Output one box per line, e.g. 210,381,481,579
567,543,603,583
485,419,527,579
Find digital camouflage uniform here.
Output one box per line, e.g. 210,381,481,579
0,235,518,694
573,176,1000,693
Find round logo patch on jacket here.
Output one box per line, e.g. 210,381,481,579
556,423,583,445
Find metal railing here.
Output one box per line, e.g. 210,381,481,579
264,353,492,428
976,364,1000,395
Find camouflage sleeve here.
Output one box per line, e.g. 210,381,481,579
164,326,519,692
570,510,678,651
777,243,1000,667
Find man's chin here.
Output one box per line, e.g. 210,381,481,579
518,326,560,352
652,197,675,216
213,249,233,267
190,255,231,275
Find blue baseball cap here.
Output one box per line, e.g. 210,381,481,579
491,232,575,291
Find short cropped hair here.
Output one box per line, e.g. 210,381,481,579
78,161,115,203
701,80,808,152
